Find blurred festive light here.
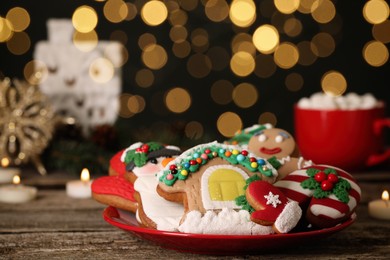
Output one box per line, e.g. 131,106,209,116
210,79,234,105
127,95,146,114
205,0,229,22
135,68,154,88
24,60,48,85
185,121,204,140
141,0,168,26
230,51,255,77
170,25,188,43
321,70,347,96
232,82,258,108
206,46,230,71
229,0,256,27
172,41,191,58
363,40,389,67
73,30,98,52
252,24,279,54
142,44,168,70
259,112,277,126
168,9,188,26
285,72,304,92
6,7,30,32
298,0,317,14
6,31,30,55
110,30,128,45
187,53,212,78
179,0,198,11
274,0,300,15
0,17,13,42
217,112,242,137
311,32,335,57
138,33,156,50
274,42,299,69
165,87,191,113
104,0,128,23
191,28,209,53
363,0,389,25
372,20,390,43
119,93,135,118
311,0,336,24
72,5,98,33
125,2,137,21
284,17,302,37
297,41,318,66
89,58,115,83
254,54,277,78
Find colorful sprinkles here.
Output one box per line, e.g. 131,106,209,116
158,143,279,186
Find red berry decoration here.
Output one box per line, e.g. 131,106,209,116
250,157,257,162
321,180,334,191
189,160,197,165
169,164,177,171
327,173,339,183
314,171,327,182
141,144,149,153
241,150,248,156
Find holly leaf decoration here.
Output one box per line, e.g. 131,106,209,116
306,167,320,177
301,177,319,190
235,195,254,213
147,142,163,152
124,149,147,167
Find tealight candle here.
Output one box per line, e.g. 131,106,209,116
66,168,92,198
368,190,390,220
0,158,21,184
0,175,38,204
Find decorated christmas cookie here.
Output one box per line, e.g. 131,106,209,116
91,175,137,212
225,124,272,146
157,141,283,234
108,149,126,176
245,180,302,233
121,142,184,230
247,126,313,180
274,165,361,228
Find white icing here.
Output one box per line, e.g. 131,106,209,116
201,164,249,210
132,157,166,177
134,175,184,231
178,209,275,235
274,180,313,198
310,204,346,219
297,92,381,110
274,201,302,233
120,142,143,162
278,156,291,165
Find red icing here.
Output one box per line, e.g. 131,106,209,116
91,175,136,202
110,150,126,176
259,147,282,155
248,180,288,223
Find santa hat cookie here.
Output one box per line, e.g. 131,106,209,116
245,180,302,233
274,165,361,228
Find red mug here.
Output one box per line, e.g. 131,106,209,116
294,102,390,172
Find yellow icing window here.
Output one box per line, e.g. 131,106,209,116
208,168,246,201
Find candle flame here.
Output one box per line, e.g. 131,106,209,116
382,190,389,201
1,157,10,168
13,175,21,185
80,168,90,182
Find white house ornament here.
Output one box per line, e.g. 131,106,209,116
0,78,55,175
33,19,122,137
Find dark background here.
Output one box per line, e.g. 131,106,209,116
1,0,389,148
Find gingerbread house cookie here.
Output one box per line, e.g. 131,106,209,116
156,141,287,235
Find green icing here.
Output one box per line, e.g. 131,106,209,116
301,167,351,203
234,174,261,213
159,144,275,186
123,142,164,167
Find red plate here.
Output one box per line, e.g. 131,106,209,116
103,206,355,255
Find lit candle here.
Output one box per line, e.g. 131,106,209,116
66,168,92,198
368,190,390,220
0,175,38,204
0,158,21,184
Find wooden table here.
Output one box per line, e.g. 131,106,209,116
1,169,389,259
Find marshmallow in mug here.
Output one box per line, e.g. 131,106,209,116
297,92,380,110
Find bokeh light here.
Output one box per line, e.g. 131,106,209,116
6,31,30,55
72,5,98,33
205,0,229,22
142,44,168,70
0,17,14,43
311,32,335,57
274,0,300,15
141,0,168,26
230,51,255,77
6,7,30,32
165,87,192,113
274,42,299,69
135,68,154,88
24,60,47,85
187,53,212,78
210,80,234,105
321,70,347,96
311,0,336,24
185,121,204,140
232,83,258,108
73,30,98,52
127,95,146,114
229,0,256,27
253,24,279,54
89,58,115,83
217,112,242,137
258,112,277,126
363,0,389,25
104,0,128,23
363,40,389,67
372,20,390,43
